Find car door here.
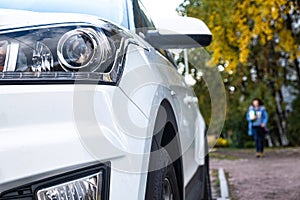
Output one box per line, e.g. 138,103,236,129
131,0,205,186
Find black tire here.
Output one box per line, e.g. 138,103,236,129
145,148,181,200
202,154,212,200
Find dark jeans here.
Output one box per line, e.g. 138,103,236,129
252,126,265,153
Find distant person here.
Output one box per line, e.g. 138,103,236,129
246,98,269,158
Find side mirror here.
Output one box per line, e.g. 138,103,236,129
145,16,212,49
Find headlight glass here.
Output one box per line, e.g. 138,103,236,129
32,41,54,72
37,172,102,200
60,31,95,68
0,40,8,71
0,22,131,84
57,28,111,72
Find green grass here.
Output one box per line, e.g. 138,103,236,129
210,169,220,197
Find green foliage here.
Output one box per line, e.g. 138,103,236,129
194,77,211,126
244,141,255,148
286,96,300,146
178,0,300,147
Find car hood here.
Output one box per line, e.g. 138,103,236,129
0,9,105,29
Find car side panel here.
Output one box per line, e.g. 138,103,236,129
119,44,205,189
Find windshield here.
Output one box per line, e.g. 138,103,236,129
0,0,129,28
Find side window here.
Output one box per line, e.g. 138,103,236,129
133,0,155,36
159,49,177,67
132,0,177,68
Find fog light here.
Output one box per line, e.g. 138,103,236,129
36,172,102,200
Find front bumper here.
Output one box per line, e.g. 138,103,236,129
0,84,151,199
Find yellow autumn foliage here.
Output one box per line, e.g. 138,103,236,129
183,0,299,70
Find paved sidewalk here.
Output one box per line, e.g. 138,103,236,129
210,148,300,200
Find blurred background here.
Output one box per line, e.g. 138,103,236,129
143,0,300,148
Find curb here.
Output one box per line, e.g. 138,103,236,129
217,168,230,200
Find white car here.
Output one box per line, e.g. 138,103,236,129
0,0,212,199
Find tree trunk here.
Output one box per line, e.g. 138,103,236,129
294,59,300,93
275,91,289,146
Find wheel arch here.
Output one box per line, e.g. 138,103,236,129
150,99,184,200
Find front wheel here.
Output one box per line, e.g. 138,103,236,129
202,154,212,200
145,148,181,200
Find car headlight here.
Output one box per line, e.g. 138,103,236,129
0,21,137,84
